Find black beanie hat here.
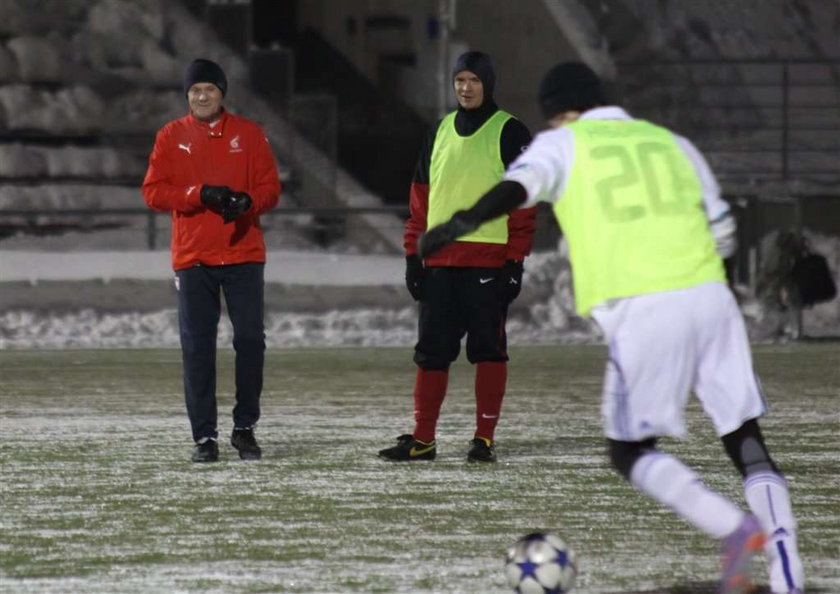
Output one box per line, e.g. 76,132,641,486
538,61,606,119
452,51,495,100
183,58,228,97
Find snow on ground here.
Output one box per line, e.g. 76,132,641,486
1,233,838,349
0,250,599,349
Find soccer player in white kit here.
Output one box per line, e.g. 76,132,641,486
419,62,805,594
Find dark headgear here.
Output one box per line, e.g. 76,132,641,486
538,62,605,119
451,51,496,100
183,58,228,97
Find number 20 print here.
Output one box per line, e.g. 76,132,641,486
591,142,693,222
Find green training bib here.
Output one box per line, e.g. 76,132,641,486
428,110,512,244
554,119,725,315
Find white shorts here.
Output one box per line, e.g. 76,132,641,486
591,282,766,441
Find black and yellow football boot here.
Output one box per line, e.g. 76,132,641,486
466,437,496,463
378,434,437,461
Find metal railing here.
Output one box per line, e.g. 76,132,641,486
0,205,410,251
618,59,840,188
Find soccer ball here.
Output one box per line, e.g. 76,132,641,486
504,531,577,594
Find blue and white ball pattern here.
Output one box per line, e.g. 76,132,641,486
505,532,577,594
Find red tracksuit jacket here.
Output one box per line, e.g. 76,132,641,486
142,109,281,270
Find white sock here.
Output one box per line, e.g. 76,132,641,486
744,471,804,592
630,451,744,539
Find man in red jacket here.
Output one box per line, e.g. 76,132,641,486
378,51,536,463
142,58,281,463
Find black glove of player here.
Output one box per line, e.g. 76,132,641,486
200,185,232,208
500,260,524,304
418,210,480,258
405,254,425,301
221,191,252,223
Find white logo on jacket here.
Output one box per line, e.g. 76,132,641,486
229,135,243,153
178,143,192,155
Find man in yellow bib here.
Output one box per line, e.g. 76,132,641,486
419,62,804,594
378,51,536,463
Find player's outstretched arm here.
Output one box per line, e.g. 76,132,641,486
419,181,527,258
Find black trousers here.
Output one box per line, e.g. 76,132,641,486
176,262,265,442
414,267,509,370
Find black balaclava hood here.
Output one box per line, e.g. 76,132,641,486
451,51,496,102
183,58,228,97
538,61,606,119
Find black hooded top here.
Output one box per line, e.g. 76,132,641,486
413,51,532,185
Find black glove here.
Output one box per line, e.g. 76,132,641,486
200,185,232,208
405,254,425,301
500,260,524,304
418,210,480,258
221,191,252,223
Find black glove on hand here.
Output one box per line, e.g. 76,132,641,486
405,254,425,301
200,185,232,208
221,191,252,223
501,260,524,304
418,210,479,258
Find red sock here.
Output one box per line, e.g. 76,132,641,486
475,361,507,442
412,368,448,443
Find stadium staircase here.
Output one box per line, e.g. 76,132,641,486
286,28,427,207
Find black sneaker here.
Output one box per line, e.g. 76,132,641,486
231,428,262,460
192,439,219,463
467,437,496,463
378,434,436,461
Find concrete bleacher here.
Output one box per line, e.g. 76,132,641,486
591,0,840,192
0,0,190,247
0,0,405,254
581,0,840,292
2,0,836,253
0,144,147,181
